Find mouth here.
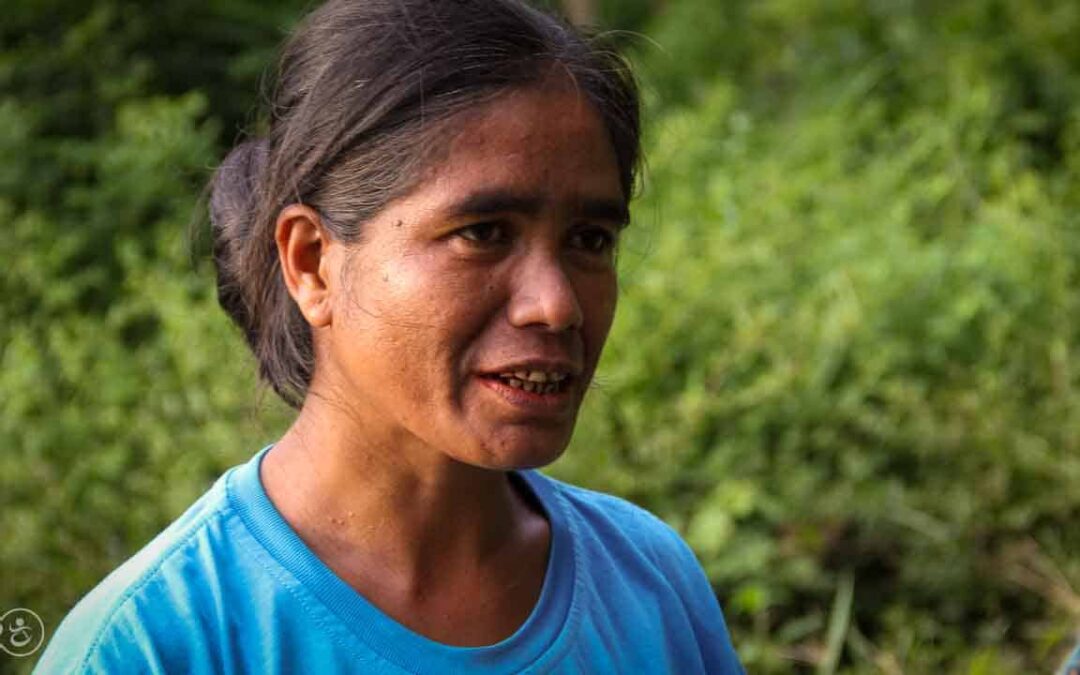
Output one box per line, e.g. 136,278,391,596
484,369,574,394
476,365,580,412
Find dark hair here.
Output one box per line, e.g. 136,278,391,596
209,0,641,409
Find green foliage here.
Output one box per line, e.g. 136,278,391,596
0,3,298,672
3,0,1079,673
554,0,1080,671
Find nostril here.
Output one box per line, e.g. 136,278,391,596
505,258,584,332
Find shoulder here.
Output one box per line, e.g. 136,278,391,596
34,471,240,673
531,473,691,553
1061,641,1080,675
526,472,745,673
526,472,704,579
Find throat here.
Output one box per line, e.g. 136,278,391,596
320,481,552,647
262,426,553,646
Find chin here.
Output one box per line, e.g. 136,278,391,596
467,428,573,471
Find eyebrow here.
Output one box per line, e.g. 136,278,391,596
446,189,630,227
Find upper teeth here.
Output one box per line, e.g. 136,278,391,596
500,370,567,383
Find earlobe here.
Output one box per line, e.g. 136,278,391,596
275,204,334,328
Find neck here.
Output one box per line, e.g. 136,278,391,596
260,394,533,590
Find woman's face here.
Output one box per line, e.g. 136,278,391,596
315,82,626,470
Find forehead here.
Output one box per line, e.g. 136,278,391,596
448,83,609,152
417,82,624,207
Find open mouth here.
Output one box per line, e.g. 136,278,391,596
481,370,574,395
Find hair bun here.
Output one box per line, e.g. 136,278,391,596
210,137,270,240
209,137,271,346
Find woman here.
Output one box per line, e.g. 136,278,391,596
37,0,743,672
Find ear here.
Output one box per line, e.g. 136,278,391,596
275,204,335,328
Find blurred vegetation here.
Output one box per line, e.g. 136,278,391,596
3,0,1080,673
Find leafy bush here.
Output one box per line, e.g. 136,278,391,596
0,5,296,672
554,1,1080,671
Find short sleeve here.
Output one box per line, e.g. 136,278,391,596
34,601,170,675
638,510,744,674
1060,641,1080,675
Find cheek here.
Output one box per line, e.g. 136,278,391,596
580,272,618,348
356,252,499,366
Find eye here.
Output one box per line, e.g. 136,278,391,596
453,221,509,246
569,225,618,255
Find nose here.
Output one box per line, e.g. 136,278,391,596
507,253,583,332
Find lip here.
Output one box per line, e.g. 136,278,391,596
477,374,578,416
477,359,583,379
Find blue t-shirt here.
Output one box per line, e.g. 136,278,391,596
1061,642,1080,675
35,448,743,674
